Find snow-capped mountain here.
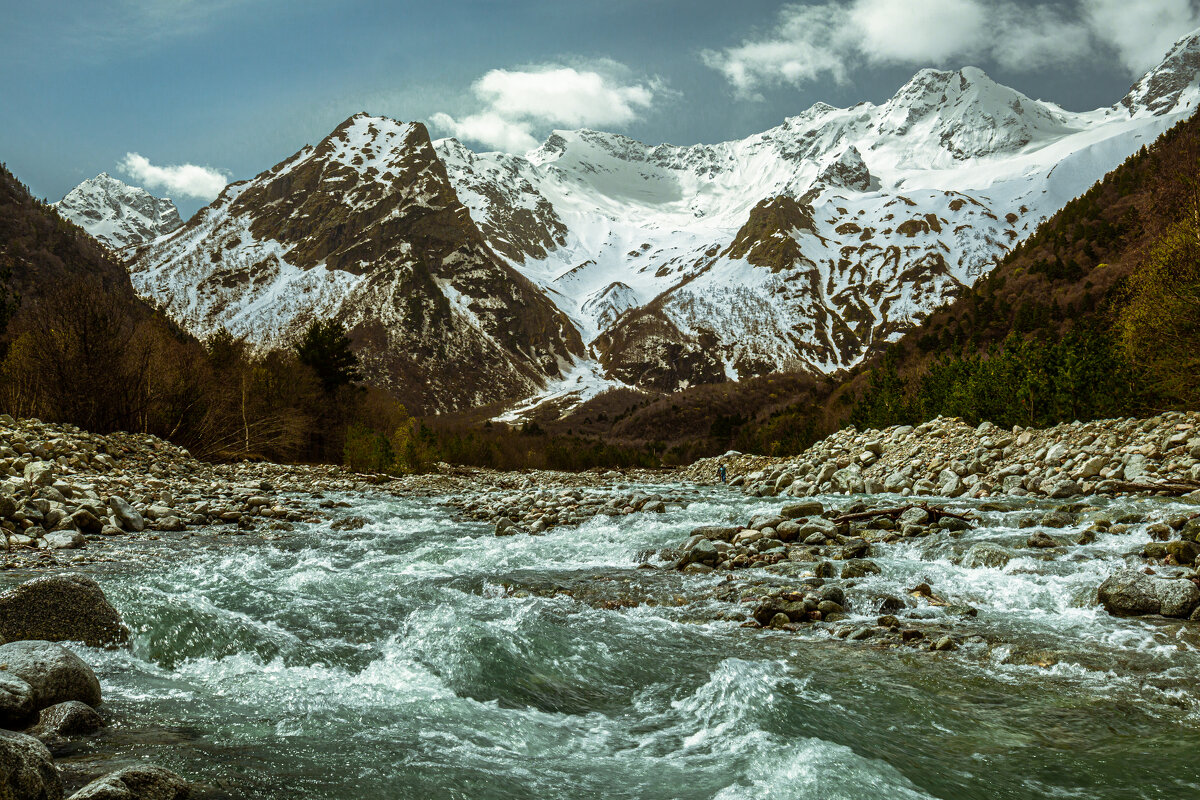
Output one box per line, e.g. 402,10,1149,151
54,172,182,250
434,30,1200,400
125,29,1200,415
129,115,582,413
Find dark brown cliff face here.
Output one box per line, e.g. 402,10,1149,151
130,114,583,414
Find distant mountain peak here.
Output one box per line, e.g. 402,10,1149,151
1121,28,1200,117
54,172,182,250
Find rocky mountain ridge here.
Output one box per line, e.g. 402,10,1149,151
97,29,1200,416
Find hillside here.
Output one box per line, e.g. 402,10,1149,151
0,163,137,308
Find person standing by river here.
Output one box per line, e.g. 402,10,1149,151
718,462,727,484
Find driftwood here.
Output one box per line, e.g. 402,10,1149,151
833,502,975,525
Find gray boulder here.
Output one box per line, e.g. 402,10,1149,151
1098,570,1200,618
68,765,189,800
0,673,34,729
0,641,101,710
0,729,62,800
22,463,54,487
781,501,823,519
0,574,130,648
107,496,144,532
28,701,103,741
43,531,85,550
962,543,1012,569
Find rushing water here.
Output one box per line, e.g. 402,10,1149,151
35,485,1200,798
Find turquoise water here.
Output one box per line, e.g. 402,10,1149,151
57,487,1200,798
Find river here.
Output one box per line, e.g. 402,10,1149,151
47,484,1200,799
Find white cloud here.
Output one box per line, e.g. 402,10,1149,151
706,0,1200,94
119,152,228,200
1082,0,1200,74
432,64,659,152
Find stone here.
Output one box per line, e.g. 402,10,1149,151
0,673,34,728
28,701,103,740
679,538,718,567
841,559,881,578
0,574,130,648
1026,531,1060,549
43,531,85,550
1165,540,1200,565
153,516,184,533
933,636,957,651
1098,570,1200,618
0,641,101,710
961,543,1012,569
781,502,823,519
107,496,144,532
68,765,190,800
0,730,62,800
69,508,103,533
22,463,53,487
331,516,369,532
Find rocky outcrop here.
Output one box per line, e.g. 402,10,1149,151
0,575,129,648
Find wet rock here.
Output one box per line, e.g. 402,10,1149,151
68,765,190,800
0,641,101,710
1098,570,1200,618
1026,531,1061,549
962,543,1012,569
933,636,957,651
840,539,870,560
0,730,62,800
0,574,129,649
153,516,185,533
331,516,370,532
781,502,823,519
0,673,34,729
28,700,103,740
1166,540,1200,565
678,538,718,568
690,526,738,542
841,559,881,578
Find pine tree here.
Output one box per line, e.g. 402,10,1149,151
295,320,362,393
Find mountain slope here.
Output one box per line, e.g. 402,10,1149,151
435,30,1200,399
129,114,583,413
53,173,182,250
0,164,138,307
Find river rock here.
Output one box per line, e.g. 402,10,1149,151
28,701,103,741
962,543,1012,569
781,502,823,519
0,674,34,729
0,730,62,800
1098,570,1200,618
43,531,85,550
0,641,101,710
0,574,130,648
68,765,190,800
107,496,145,532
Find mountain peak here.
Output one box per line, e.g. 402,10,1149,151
1121,28,1200,117
54,172,182,250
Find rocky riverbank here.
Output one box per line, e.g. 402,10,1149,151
0,415,673,571
686,412,1200,500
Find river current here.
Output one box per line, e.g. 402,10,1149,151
40,485,1200,799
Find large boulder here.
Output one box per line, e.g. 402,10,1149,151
68,765,189,800
27,701,103,742
0,574,129,648
0,642,101,710
1098,570,1200,618
0,729,62,800
961,543,1012,569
